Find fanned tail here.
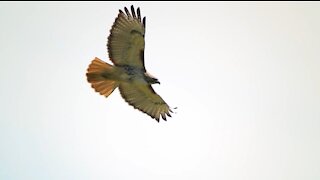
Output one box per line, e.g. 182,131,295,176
86,57,118,97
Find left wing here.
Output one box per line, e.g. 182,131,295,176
119,83,173,121
107,5,146,70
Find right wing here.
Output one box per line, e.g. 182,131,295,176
107,5,146,70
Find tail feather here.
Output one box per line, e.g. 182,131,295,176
86,57,118,97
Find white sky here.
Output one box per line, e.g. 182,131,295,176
1,2,320,180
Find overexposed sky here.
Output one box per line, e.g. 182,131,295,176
1,2,320,180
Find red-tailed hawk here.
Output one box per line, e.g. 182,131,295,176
86,5,173,121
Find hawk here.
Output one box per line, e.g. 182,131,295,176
86,5,173,121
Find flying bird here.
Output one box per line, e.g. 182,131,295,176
86,5,173,121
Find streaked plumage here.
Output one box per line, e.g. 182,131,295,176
86,5,173,121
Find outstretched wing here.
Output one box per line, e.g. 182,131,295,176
107,5,146,70
119,83,173,122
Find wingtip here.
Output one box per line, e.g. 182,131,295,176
124,6,131,18
131,5,136,18
142,17,146,28
137,7,141,22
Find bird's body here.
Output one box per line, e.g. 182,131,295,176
86,6,173,121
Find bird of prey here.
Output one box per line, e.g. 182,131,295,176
86,5,173,121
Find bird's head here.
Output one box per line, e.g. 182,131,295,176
144,72,160,84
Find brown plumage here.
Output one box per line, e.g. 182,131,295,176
86,5,173,122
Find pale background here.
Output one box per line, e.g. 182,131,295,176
1,2,319,180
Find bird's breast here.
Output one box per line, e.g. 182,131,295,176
117,65,147,84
